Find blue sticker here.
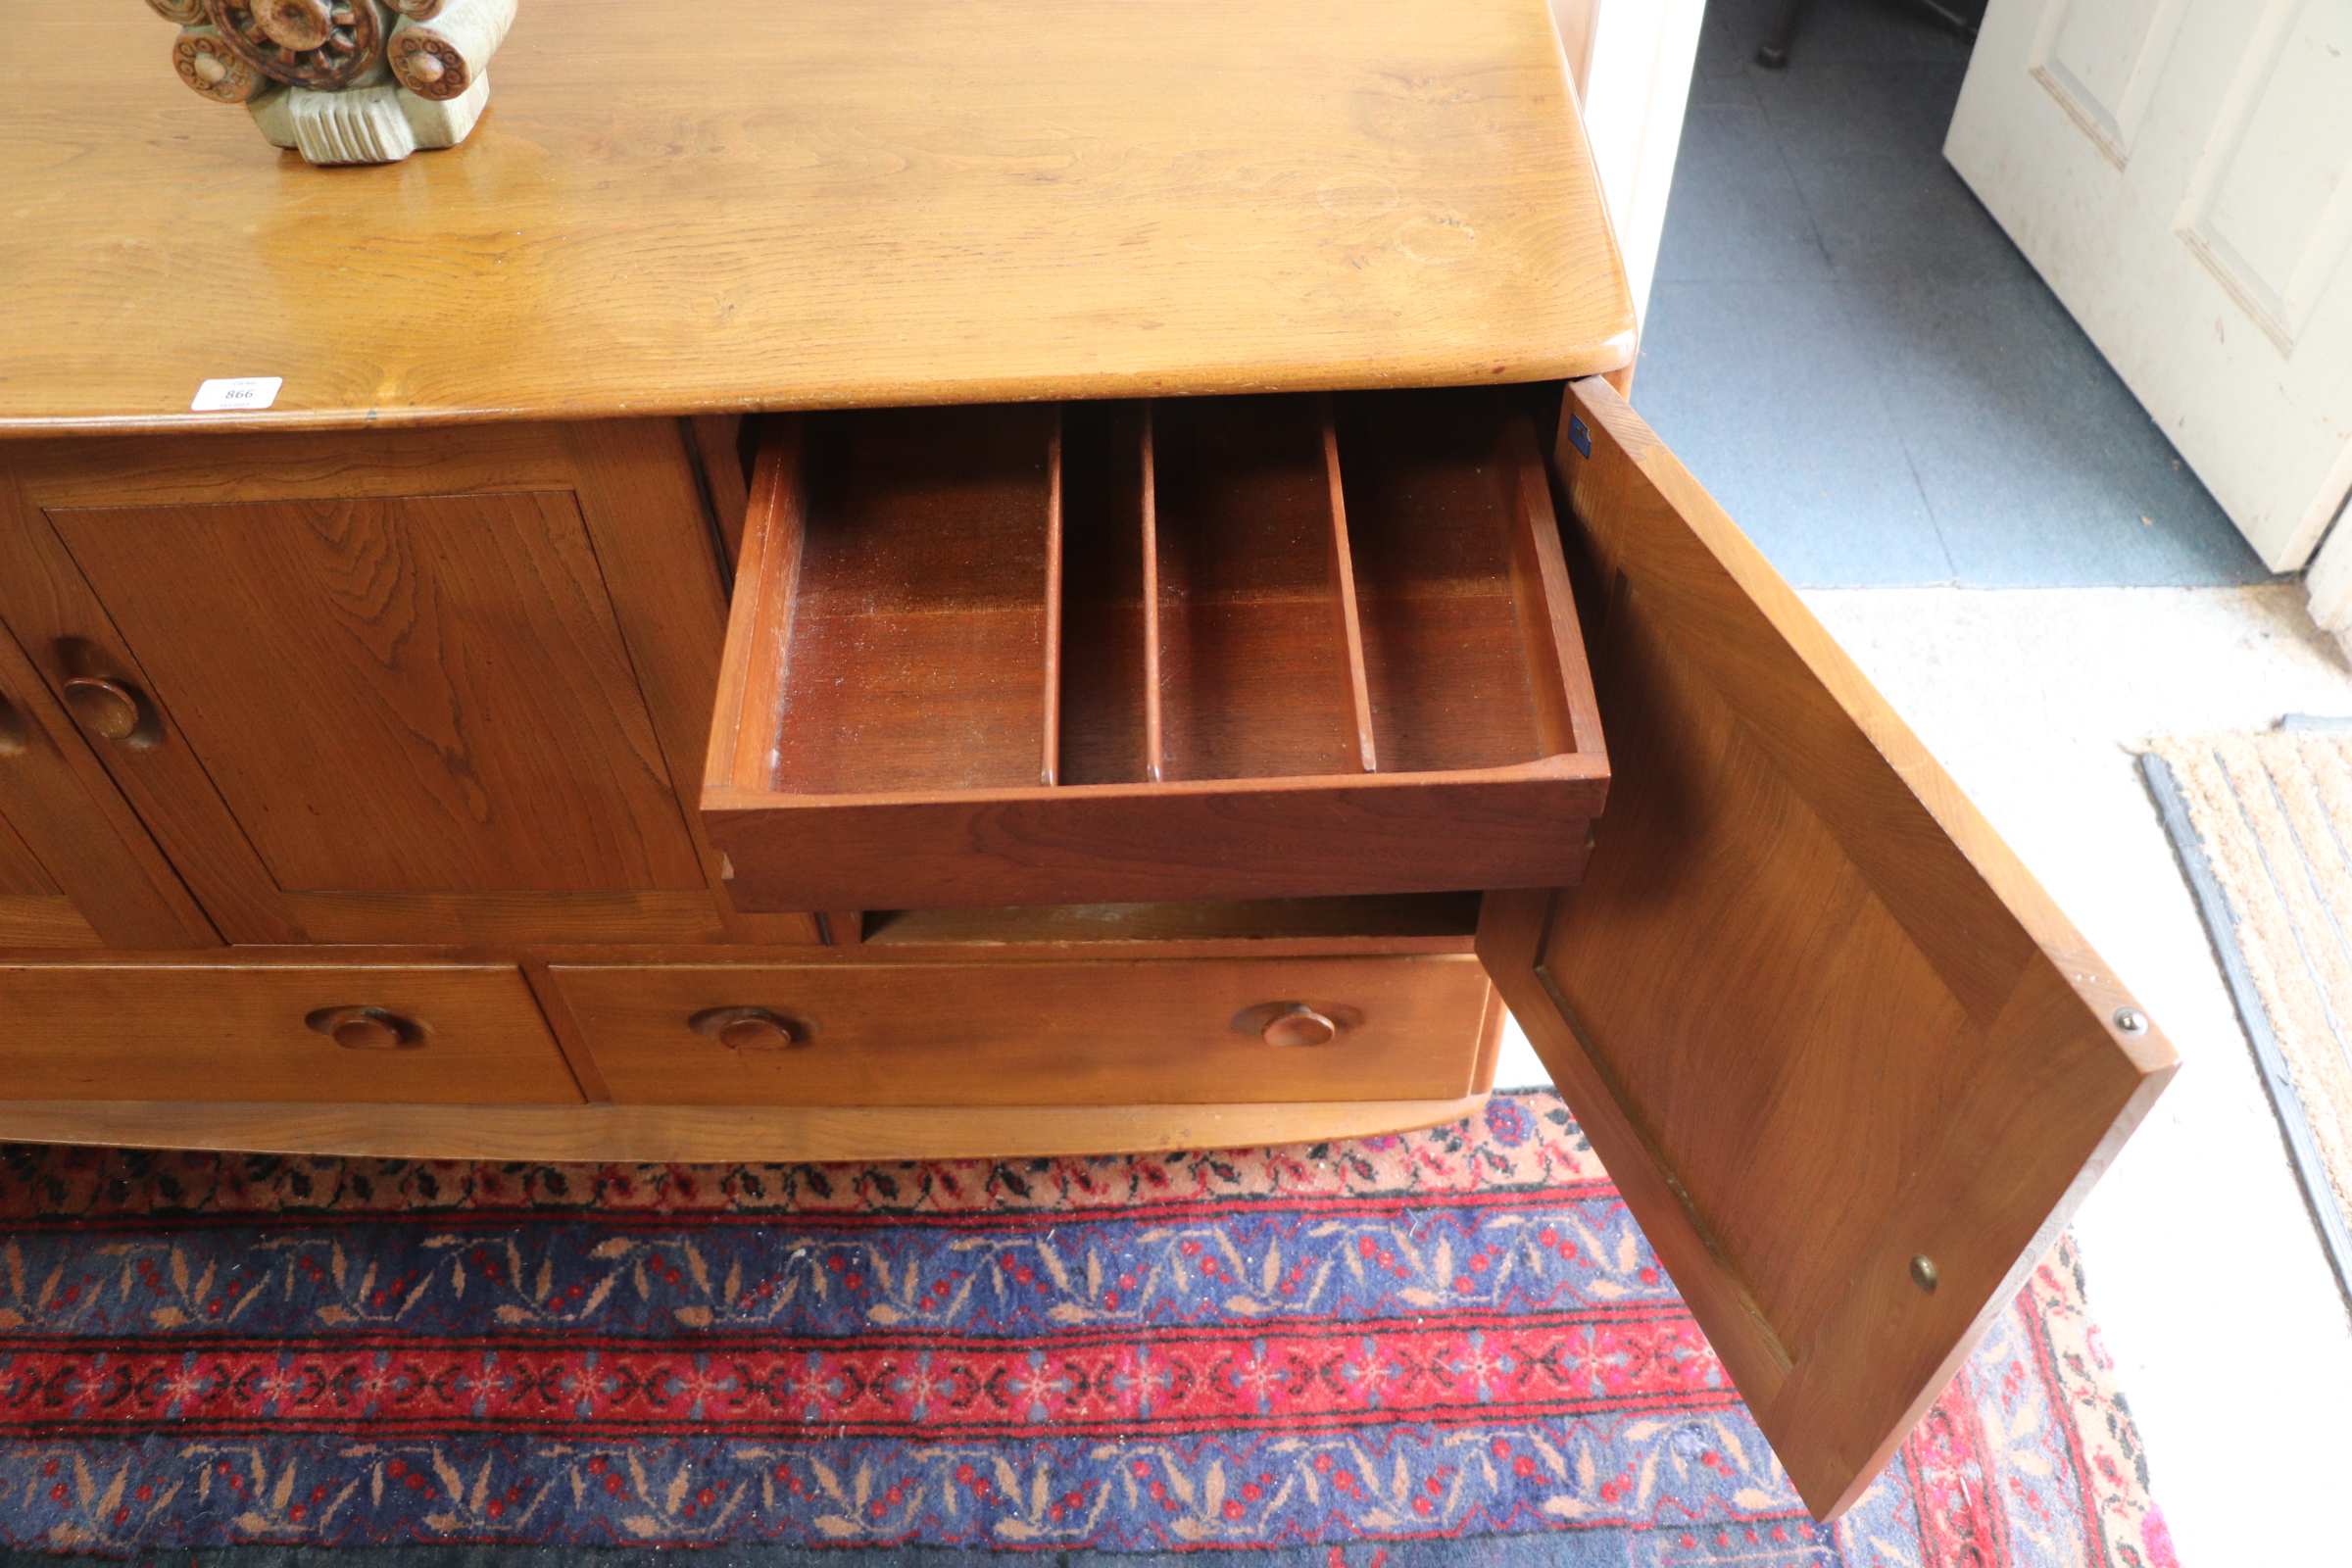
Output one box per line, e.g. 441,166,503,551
1568,415,1592,458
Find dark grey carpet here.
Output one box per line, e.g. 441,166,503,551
1637,0,2276,589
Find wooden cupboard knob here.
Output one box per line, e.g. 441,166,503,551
61,676,145,742
334,1014,404,1051
306,1005,427,1050
689,1005,812,1050
1262,1004,1339,1048
720,1015,793,1050
1231,1000,1360,1045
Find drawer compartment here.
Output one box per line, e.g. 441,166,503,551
550,955,1494,1106
704,388,1608,909
0,964,581,1103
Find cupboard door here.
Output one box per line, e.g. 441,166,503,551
0,621,218,950
0,422,782,946
1479,377,2177,1520
0,785,92,948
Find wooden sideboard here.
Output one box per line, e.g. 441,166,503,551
0,0,2174,1520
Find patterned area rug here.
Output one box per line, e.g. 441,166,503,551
0,1092,2172,1565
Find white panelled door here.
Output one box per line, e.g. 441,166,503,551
1946,0,2352,581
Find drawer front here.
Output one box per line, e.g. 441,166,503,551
551,956,1493,1106
0,965,581,1103
704,389,1607,910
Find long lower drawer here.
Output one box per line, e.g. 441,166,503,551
0,964,582,1103
550,955,1494,1105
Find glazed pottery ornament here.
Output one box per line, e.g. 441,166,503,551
144,0,517,165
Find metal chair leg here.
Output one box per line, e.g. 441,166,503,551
1756,0,1806,68
1898,0,1981,42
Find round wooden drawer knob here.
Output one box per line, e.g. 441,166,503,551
1262,1004,1339,1049
334,1013,404,1051
689,1005,811,1050
61,676,145,742
720,1014,795,1050
306,1005,427,1050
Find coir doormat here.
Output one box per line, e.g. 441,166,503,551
0,1092,2171,1565
2144,727,2352,1304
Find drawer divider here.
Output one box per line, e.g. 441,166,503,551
1320,395,1379,774
1141,401,1166,784
1503,415,1604,758
1040,406,1066,787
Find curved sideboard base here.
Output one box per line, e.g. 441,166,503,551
0,1096,1493,1163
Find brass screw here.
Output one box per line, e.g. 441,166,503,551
1909,1254,1938,1293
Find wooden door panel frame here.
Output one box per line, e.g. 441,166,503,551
47,488,710,899
564,419,825,945
0,615,219,949
0,420,797,946
1481,376,2177,1519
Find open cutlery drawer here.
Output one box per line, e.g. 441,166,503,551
702,387,1609,910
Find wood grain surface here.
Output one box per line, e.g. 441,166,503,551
1057,402,1154,786
0,963,583,1103
709,770,1604,911
554,954,1494,1106
1153,396,1360,781
1337,389,1599,771
0,1095,1494,1162
49,491,705,894
0,810,58,901
1320,400,1380,775
707,391,1608,910
0,418,787,946
861,892,1480,950
561,422,828,947
0,800,95,948
0,619,220,949
0,891,1476,968
0,0,1632,437
689,415,753,565
1480,378,2179,1520
770,405,1058,794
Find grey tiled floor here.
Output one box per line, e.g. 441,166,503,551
1636,0,2279,588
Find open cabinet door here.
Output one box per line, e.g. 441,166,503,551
1480,376,2178,1520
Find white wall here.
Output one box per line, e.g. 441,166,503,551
1553,0,1707,332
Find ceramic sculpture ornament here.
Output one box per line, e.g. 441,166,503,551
144,0,516,165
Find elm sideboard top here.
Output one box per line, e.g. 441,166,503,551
0,0,1636,438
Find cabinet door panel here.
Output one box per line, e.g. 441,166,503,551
0,810,90,947
50,491,704,895
0,807,52,893
1479,377,2176,1520
0,621,217,950
0,421,758,946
